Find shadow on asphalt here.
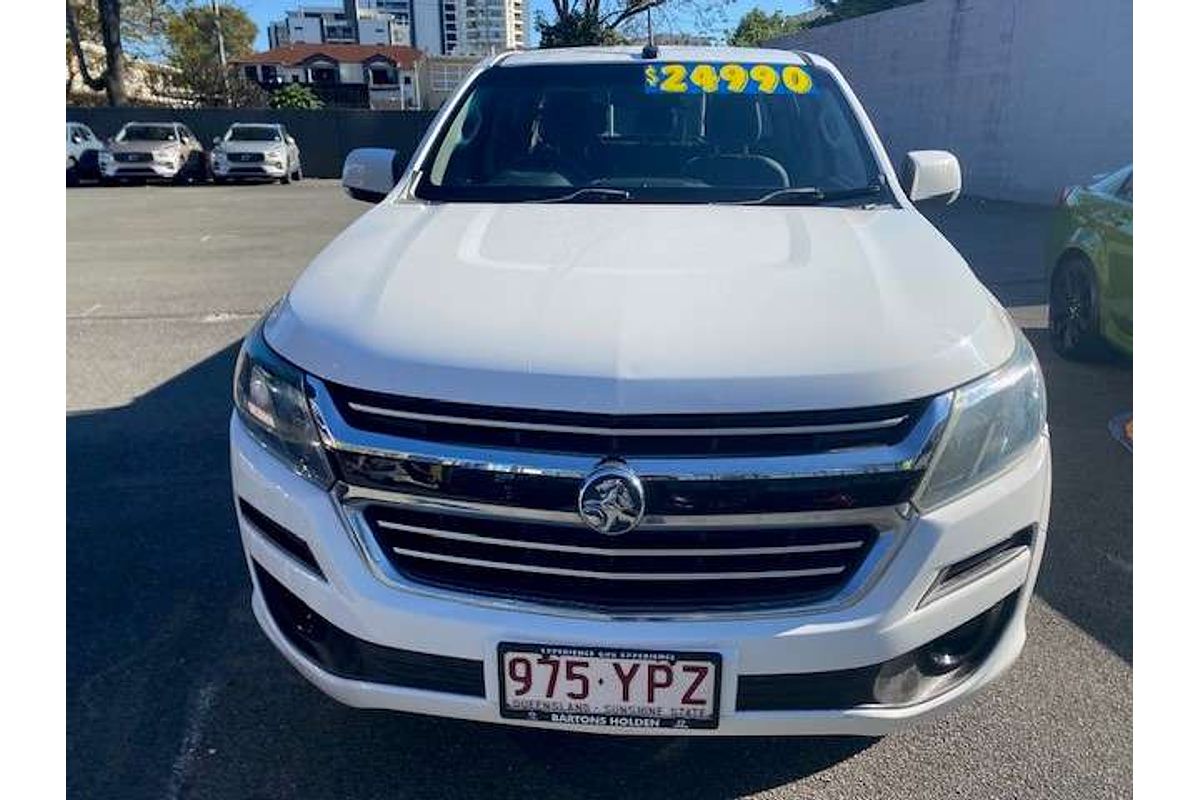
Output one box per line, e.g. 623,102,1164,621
67,345,246,799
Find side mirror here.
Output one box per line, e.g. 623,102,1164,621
71,134,84,144
212,136,222,146
901,150,962,205
342,148,402,203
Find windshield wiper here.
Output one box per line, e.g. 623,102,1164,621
742,182,886,206
534,187,632,203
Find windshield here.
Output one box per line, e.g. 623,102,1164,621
117,125,177,142
417,62,887,204
228,126,281,142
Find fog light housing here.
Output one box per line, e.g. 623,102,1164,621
918,613,992,675
872,592,1017,705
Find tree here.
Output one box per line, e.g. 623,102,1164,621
537,1,731,48
538,5,625,48
727,9,810,47
66,0,128,105
165,2,258,106
270,83,323,110
67,0,175,104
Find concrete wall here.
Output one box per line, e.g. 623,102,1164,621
769,0,1131,203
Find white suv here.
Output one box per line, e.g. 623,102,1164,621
231,47,1050,736
210,123,302,184
66,122,102,185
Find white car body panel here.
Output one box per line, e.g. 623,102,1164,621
269,202,1013,413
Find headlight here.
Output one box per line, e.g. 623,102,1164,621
233,317,334,487
913,333,1046,510
99,151,112,162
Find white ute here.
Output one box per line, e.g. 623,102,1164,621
231,47,1050,736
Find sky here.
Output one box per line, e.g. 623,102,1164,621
239,1,817,51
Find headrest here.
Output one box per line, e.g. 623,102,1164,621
705,96,762,149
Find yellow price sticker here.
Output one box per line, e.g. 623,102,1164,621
645,63,816,95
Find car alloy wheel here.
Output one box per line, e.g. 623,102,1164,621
1049,256,1100,358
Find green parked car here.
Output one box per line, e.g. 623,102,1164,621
1047,164,1132,358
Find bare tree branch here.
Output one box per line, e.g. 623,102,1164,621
602,0,667,29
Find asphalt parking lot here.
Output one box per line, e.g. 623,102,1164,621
67,181,1131,799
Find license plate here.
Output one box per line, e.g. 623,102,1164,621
498,643,721,730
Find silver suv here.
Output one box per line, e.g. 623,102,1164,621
99,121,207,184
211,123,303,184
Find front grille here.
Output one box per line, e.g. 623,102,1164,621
360,505,876,613
114,151,152,162
229,152,265,163
312,377,950,615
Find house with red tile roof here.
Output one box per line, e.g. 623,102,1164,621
232,44,425,109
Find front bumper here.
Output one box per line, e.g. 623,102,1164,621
231,414,1051,736
101,160,180,179
212,160,286,178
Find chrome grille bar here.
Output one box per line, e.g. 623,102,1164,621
340,485,909,530
375,518,867,556
346,400,909,437
388,547,848,581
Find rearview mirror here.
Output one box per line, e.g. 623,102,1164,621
342,148,402,203
901,150,962,204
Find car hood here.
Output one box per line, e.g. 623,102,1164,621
266,202,1015,414
107,140,179,155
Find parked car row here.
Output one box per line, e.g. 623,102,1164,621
66,121,304,186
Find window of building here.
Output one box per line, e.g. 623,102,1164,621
243,65,257,81
370,66,398,85
311,67,338,84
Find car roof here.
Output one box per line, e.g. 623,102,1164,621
123,121,179,127
498,46,816,68
230,122,279,128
